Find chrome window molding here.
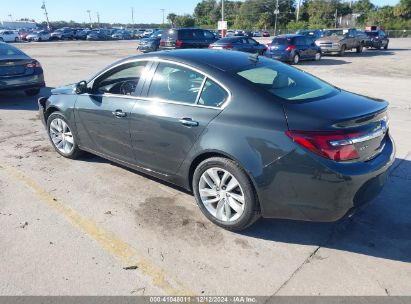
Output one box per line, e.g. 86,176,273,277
86,57,232,110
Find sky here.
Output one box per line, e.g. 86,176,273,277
1,0,401,25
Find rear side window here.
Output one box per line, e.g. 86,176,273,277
0,44,24,56
198,79,228,108
148,63,205,104
204,30,215,39
236,62,337,101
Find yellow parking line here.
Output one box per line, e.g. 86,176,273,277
1,164,193,296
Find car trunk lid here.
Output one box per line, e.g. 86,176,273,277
0,56,33,77
283,90,390,162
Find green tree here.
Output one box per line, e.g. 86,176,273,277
167,13,178,27
174,15,196,27
394,0,411,19
258,12,272,30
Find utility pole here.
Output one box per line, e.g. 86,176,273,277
87,10,92,28
221,0,226,37
296,0,302,22
41,1,51,31
131,7,135,26
160,9,165,24
8,14,13,22
96,12,100,28
335,8,338,28
274,0,279,36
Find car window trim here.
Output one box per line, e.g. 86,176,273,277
87,57,231,109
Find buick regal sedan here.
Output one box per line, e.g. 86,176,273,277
38,50,395,231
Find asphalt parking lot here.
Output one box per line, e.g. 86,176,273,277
0,39,410,296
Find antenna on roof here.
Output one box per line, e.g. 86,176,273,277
248,53,259,64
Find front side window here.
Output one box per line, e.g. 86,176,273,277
148,63,205,104
94,61,148,96
236,62,337,101
204,30,215,39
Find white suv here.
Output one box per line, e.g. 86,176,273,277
0,30,20,42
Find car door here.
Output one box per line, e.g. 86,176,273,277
295,37,308,59
305,37,317,59
129,61,228,175
247,38,260,53
74,60,151,164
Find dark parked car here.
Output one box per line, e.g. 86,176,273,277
266,34,322,64
0,42,45,96
262,31,271,37
365,30,389,50
86,30,108,41
51,28,74,40
209,37,266,55
38,50,395,231
159,28,216,50
137,30,163,53
112,30,132,40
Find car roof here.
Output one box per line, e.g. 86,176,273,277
275,34,302,38
115,49,264,72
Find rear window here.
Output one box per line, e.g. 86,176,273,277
0,44,24,56
162,29,178,40
271,37,291,46
365,32,378,37
236,62,337,102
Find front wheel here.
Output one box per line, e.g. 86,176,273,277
384,43,389,50
356,44,363,53
339,45,346,56
47,112,83,159
193,157,260,231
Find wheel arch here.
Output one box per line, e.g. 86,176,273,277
187,151,261,206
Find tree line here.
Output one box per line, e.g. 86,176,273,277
167,0,411,30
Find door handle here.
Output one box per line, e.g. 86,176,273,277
112,110,127,118
179,118,199,127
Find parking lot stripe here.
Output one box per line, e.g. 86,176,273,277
1,164,193,296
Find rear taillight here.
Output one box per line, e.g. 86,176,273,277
285,45,296,52
286,130,363,162
223,45,234,50
160,40,165,46
176,40,182,47
266,43,271,49
26,61,42,68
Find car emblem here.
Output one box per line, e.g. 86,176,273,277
5,62,14,65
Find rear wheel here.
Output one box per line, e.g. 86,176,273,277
25,88,40,96
356,43,363,53
14,37,19,42
193,157,260,231
291,53,300,65
384,43,389,50
47,112,83,159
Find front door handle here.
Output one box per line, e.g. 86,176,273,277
179,118,199,127
112,110,127,118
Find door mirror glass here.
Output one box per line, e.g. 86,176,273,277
75,80,88,94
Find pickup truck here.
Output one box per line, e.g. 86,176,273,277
315,28,367,56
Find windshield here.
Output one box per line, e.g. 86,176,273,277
323,30,345,37
236,62,338,101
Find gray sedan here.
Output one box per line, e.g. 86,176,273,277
38,50,395,231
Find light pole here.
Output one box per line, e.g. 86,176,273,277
41,1,51,30
131,7,135,27
96,12,100,28
296,0,302,22
274,0,279,36
87,10,92,28
160,9,165,25
221,0,226,38
8,14,13,22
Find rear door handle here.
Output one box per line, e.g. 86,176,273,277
112,110,127,118
179,118,199,127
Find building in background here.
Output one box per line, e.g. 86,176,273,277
0,20,38,29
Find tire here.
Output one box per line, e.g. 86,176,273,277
339,45,346,57
384,43,388,50
291,53,300,65
47,112,83,159
193,157,260,231
0,38,3,42
15,37,19,42
315,51,321,61
25,88,40,96
39,37,42,42
356,43,363,53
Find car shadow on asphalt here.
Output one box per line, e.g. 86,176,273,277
242,157,411,264
298,59,349,66
0,87,53,111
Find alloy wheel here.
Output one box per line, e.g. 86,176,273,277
199,167,245,222
49,118,75,154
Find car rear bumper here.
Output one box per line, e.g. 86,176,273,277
138,45,157,52
0,73,45,92
257,135,395,222
265,52,292,62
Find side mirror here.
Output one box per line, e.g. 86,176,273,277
75,80,88,94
